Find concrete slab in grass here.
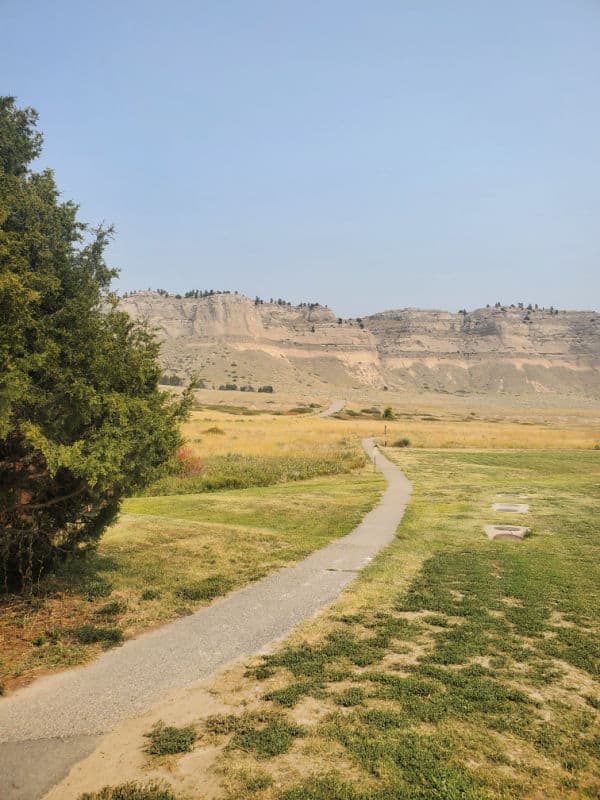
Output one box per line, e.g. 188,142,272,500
492,503,529,514
485,525,529,541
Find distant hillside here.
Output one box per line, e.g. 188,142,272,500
120,291,600,398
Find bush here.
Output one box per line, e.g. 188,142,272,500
144,721,197,756
258,385,274,393
382,406,395,420
174,446,203,477
393,437,411,448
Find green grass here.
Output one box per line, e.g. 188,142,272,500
70,624,124,646
0,470,384,688
145,450,366,495
217,449,600,800
205,711,305,759
144,721,197,756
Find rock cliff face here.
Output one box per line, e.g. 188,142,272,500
120,292,600,398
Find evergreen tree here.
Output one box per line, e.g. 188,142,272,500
0,97,190,590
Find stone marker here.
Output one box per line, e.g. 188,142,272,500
492,503,529,514
484,525,528,541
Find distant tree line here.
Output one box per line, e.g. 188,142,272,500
121,289,326,309
484,302,563,315
218,383,274,393
122,288,236,300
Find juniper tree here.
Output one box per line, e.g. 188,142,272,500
0,97,190,590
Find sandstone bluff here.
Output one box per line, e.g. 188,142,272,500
120,292,600,398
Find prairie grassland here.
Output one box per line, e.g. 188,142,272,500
96,447,600,800
180,401,599,466
0,471,384,692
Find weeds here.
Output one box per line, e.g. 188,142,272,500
96,600,127,617
205,711,304,758
241,771,274,792
175,575,233,601
79,782,177,800
70,625,124,646
144,721,197,756
229,714,305,758
140,589,161,601
84,579,113,601
146,451,366,496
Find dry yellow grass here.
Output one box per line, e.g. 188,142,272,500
183,400,599,456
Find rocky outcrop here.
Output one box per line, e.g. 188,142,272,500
120,292,600,398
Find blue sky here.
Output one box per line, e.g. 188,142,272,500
2,0,599,316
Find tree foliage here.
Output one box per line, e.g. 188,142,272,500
0,97,190,590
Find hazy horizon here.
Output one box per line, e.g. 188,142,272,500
3,1,599,318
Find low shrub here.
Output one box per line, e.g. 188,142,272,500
392,437,411,448
174,446,203,477
144,721,197,756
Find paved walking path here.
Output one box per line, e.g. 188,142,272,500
0,439,411,800
317,398,345,416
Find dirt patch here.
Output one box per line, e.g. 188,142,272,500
44,681,233,800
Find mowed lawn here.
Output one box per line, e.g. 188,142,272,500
146,448,599,800
0,471,384,692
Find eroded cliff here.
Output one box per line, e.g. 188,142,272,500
120,292,600,398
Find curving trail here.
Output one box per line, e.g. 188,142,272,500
0,439,411,800
317,398,345,417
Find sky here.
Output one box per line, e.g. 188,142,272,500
2,0,599,316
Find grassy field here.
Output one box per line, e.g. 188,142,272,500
0,471,384,692
182,396,599,462
3,391,600,800
83,445,600,800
